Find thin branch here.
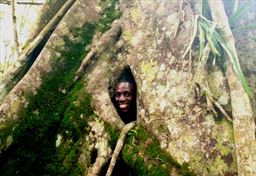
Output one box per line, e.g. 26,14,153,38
208,1,256,175
203,82,233,122
106,121,136,176
0,0,44,5
11,0,20,56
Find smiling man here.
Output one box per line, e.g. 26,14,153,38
112,67,137,124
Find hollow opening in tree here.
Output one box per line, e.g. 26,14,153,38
110,65,137,124
90,148,98,164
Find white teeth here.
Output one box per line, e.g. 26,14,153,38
120,104,128,108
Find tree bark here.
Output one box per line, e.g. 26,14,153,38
0,0,100,153
208,1,256,175
26,0,68,44
0,0,255,175
0,0,76,104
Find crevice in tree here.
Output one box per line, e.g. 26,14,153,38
90,148,98,164
110,65,137,124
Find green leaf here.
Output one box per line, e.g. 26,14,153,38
229,0,252,25
198,22,206,60
232,24,256,32
199,21,221,57
198,16,253,97
213,29,253,97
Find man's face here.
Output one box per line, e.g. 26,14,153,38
115,82,134,113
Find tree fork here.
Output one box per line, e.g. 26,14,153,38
0,0,101,153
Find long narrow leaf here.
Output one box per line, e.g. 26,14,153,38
229,0,252,25
198,22,206,60
232,24,256,32
200,21,221,57
214,30,253,97
198,16,253,97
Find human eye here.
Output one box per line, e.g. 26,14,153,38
123,92,131,97
115,92,121,97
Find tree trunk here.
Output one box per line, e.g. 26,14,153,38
208,1,256,175
0,0,76,104
0,0,255,175
25,0,68,44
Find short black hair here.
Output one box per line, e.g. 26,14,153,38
116,65,136,86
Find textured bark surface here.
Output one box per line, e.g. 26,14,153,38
0,0,76,104
110,0,236,174
208,1,256,175
0,0,101,152
0,0,255,175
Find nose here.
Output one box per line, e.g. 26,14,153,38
119,94,126,101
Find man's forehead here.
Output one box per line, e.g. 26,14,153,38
115,82,134,90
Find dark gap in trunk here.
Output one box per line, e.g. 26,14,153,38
109,65,137,124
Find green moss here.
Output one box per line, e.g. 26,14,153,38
59,82,93,141
104,122,120,150
99,0,122,32
0,0,121,175
121,126,195,176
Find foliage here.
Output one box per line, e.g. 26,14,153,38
104,122,120,150
198,16,253,97
228,0,253,26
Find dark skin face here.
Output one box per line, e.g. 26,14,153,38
114,82,135,113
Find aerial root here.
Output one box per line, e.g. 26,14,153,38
106,121,136,176
74,21,122,82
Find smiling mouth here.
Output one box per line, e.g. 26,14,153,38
118,103,129,111
119,104,128,108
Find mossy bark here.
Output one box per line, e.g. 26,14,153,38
0,0,255,175
0,0,101,153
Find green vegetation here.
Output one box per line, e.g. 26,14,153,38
0,0,121,175
104,122,120,150
197,15,253,97
228,0,253,26
121,126,194,176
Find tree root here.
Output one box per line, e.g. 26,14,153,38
74,21,122,82
208,1,256,175
106,121,136,176
201,81,233,122
0,0,76,104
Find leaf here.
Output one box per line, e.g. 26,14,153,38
232,24,256,32
198,22,206,60
198,16,253,97
199,21,221,57
229,0,252,25
213,29,253,97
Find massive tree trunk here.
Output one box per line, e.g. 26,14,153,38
0,0,255,175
